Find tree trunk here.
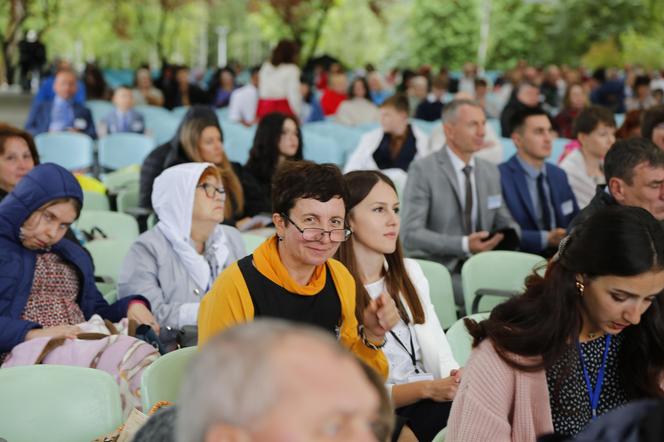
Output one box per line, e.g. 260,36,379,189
2,0,30,85
304,0,333,65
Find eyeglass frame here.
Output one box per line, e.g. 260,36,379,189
280,213,352,243
197,183,226,201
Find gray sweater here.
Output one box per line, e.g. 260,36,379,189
117,225,245,328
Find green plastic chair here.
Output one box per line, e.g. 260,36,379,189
102,165,140,194
85,238,135,283
0,365,123,442
116,184,140,214
241,233,266,254
414,259,457,329
461,251,545,314
141,346,197,411
147,212,158,229
432,427,447,442
77,210,140,241
446,313,490,366
82,190,110,211
95,281,118,303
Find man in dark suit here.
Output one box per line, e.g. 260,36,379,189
402,99,520,307
24,68,97,139
499,107,579,256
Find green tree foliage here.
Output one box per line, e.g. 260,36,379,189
408,0,479,69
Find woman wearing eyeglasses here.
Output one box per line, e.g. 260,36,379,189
198,160,400,377
118,163,245,332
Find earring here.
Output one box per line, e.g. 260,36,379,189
575,281,585,296
277,235,283,242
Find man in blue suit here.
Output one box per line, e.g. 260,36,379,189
24,68,97,139
499,107,579,256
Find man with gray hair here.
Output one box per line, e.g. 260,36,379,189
402,99,519,311
176,319,381,442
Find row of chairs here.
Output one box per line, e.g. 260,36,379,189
0,310,491,441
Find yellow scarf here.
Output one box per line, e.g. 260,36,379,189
253,235,327,295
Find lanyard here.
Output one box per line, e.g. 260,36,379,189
577,334,612,420
389,326,419,373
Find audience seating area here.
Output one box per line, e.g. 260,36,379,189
0,365,123,442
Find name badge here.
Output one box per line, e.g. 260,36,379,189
131,121,144,132
487,194,502,210
73,118,87,130
408,372,434,383
561,199,574,216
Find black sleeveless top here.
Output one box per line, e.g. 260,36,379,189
237,255,342,337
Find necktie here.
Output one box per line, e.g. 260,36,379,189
537,173,552,230
462,165,473,234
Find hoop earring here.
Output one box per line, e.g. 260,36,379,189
576,281,585,296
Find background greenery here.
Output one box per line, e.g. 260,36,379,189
2,0,664,83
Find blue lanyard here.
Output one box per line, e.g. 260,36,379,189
577,334,612,420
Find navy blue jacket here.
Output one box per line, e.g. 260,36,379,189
0,163,146,352
499,155,579,254
24,99,97,139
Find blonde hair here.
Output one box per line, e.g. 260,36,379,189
180,121,244,219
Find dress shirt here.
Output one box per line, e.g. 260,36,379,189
447,147,477,254
515,155,556,250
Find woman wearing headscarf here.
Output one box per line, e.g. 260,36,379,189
119,163,245,330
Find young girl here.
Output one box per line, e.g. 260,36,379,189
336,170,460,441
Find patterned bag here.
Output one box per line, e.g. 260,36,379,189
1,315,160,417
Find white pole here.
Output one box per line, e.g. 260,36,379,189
216,26,228,68
477,0,492,71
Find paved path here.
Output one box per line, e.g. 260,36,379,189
0,91,32,128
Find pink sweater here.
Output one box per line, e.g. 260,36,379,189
446,339,553,442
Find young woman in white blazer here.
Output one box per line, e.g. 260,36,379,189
336,170,460,442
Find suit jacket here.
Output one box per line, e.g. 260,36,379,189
24,99,97,139
402,147,520,272
100,109,145,134
499,155,579,254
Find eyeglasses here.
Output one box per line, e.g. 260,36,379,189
197,183,226,200
281,213,352,243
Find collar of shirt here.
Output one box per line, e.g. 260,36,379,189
516,154,547,179
447,145,476,172
427,92,445,104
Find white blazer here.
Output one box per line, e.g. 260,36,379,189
385,258,460,395
344,125,430,173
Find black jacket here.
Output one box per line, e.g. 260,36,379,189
567,185,617,232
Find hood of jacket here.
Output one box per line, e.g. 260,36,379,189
0,163,82,243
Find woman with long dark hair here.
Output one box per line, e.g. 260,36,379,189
336,170,460,442
447,205,664,442
241,112,303,217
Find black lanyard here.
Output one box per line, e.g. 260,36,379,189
389,326,419,373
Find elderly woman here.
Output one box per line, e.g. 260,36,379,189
198,160,402,377
0,163,158,358
139,105,244,225
0,123,39,202
119,163,245,331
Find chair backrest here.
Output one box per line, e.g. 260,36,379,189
86,99,115,126
85,238,135,283
82,190,111,211
35,132,95,171
461,251,545,314
302,129,344,166
143,112,180,145
77,210,140,241
116,184,140,213
414,259,458,329
98,133,155,171
446,313,490,366
220,121,256,164
241,233,265,254
141,346,197,411
102,165,140,193
0,365,123,442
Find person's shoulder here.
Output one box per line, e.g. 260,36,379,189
544,161,569,178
